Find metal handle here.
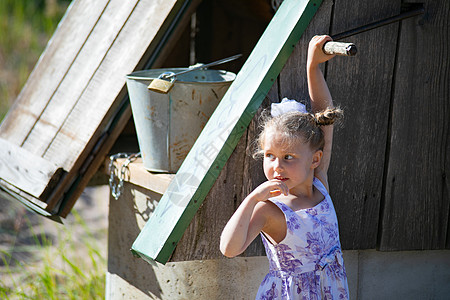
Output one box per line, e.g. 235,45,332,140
164,54,243,79
323,41,357,56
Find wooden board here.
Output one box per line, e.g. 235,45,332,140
0,0,200,217
169,0,271,261
379,0,450,250
21,0,141,158
0,0,110,146
0,138,63,200
325,0,401,249
132,0,324,264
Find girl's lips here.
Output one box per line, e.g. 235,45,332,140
274,176,288,181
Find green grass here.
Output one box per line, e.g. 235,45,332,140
0,0,71,121
0,210,106,299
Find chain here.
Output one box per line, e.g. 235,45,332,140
109,152,141,200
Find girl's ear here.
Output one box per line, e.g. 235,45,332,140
311,150,323,169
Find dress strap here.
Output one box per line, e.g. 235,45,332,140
313,177,329,198
267,198,294,217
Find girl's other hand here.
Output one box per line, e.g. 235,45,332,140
249,180,289,202
307,35,335,67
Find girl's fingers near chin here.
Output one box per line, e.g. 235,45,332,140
269,190,281,196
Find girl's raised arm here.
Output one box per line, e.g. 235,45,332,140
307,35,336,187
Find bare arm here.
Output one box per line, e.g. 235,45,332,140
307,35,336,186
220,180,288,257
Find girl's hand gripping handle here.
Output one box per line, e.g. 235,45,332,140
323,41,357,56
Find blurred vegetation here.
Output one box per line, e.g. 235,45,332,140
0,210,106,299
0,0,71,121
0,1,107,298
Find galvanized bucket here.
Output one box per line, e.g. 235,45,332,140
126,68,236,173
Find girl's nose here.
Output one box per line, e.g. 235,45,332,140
274,158,283,172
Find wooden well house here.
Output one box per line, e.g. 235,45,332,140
0,0,449,298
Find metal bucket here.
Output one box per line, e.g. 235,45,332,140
126,68,236,173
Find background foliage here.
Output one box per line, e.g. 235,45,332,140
0,0,71,120
0,2,107,299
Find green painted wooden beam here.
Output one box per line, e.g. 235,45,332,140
132,0,323,264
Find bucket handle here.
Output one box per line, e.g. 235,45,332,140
161,54,242,80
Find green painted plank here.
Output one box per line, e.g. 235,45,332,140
132,0,322,264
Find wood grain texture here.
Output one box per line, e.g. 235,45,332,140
47,0,198,213
379,0,450,250
171,128,248,261
241,85,278,257
326,0,401,250
0,138,63,200
0,0,110,145
42,0,179,170
58,0,202,217
132,0,324,264
169,0,270,260
21,0,140,156
0,0,199,216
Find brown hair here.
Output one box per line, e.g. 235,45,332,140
254,107,343,158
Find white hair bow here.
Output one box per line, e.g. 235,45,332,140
271,98,308,117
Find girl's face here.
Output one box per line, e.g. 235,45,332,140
262,130,321,195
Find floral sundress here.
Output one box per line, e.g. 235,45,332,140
255,177,349,300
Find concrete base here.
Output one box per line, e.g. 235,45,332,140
107,182,450,299
106,249,450,299
106,256,268,299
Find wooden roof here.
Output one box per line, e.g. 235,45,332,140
0,0,200,219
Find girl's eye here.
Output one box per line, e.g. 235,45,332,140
284,154,294,160
265,153,274,159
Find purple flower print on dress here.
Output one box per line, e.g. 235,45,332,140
256,187,349,300
305,232,325,256
262,237,281,272
309,214,327,230
323,223,338,241
324,255,347,281
338,287,349,299
286,214,301,234
281,279,289,298
298,272,320,300
306,208,318,216
261,282,278,300
275,244,303,273
324,286,333,300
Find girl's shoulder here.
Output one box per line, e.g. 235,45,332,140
255,199,285,217
256,199,287,244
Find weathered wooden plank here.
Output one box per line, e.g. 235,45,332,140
278,0,333,101
0,184,61,223
0,0,110,146
132,0,323,264
43,0,181,171
169,0,270,260
22,0,140,156
379,0,450,250
241,87,278,257
111,158,174,195
0,138,63,200
323,0,401,250
46,0,201,214
171,128,248,261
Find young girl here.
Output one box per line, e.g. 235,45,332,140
220,35,349,299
